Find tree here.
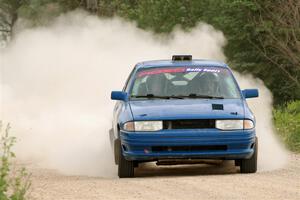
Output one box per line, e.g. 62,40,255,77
250,0,300,98
0,0,84,41
0,0,25,40
0,0,298,103
92,0,300,103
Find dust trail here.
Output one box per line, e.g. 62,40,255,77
234,74,288,171
0,11,287,177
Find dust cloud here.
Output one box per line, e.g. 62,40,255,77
0,11,287,177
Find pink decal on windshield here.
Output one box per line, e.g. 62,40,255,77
138,67,186,77
137,67,225,77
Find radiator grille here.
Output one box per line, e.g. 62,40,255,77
163,119,215,129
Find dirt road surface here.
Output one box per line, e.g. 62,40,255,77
28,154,300,200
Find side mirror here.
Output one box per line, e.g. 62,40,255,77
242,89,259,99
111,91,128,101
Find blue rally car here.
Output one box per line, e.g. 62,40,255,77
110,55,259,178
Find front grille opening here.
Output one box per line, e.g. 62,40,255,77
152,145,227,152
163,119,215,129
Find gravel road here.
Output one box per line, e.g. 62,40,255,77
28,154,300,200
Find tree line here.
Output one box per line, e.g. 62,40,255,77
1,0,299,105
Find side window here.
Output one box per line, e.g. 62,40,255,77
123,67,136,92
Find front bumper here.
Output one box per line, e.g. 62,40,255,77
120,129,256,161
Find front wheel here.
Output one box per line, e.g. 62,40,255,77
118,142,134,178
240,137,258,173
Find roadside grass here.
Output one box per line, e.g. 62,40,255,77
0,122,31,200
273,101,300,153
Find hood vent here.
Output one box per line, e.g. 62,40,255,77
212,104,223,110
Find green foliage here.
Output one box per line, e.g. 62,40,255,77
0,122,31,200
0,0,82,32
0,0,299,104
0,0,25,41
18,0,82,26
274,101,300,152
103,0,300,105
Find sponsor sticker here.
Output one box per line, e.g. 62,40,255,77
186,68,221,73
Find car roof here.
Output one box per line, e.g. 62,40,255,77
135,59,228,69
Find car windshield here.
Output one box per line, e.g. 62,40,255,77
130,66,241,99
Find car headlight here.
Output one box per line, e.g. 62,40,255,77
123,121,163,132
216,119,254,130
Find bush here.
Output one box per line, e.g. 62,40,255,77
0,122,31,200
273,101,300,152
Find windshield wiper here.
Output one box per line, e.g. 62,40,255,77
131,94,185,99
131,94,170,99
131,94,223,99
174,93,224,99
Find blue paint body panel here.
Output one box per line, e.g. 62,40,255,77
110,59,257,162
130,99,245,120
120,129,256,161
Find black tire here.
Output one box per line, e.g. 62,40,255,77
133,161,139,168
234,159,241,166
240,137,258,173
118,141,134,178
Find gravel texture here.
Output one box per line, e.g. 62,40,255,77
28,154,300,200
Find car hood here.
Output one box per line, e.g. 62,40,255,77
129,99,245,121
